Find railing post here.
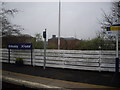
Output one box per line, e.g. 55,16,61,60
8,49,10,63
31,48,33,66
99,46,101,72
33,49,35,67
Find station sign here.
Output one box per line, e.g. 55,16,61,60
106,31,120,35
7,43,32,49
110,26,120,31
106,24,120,35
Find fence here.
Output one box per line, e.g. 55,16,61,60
0,48,120,72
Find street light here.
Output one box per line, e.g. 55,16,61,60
58,0,61,50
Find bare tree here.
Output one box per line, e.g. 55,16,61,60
0,2,24,37
97,1,120,50
99,1,120,31
35,33,43,41
98,1,120,40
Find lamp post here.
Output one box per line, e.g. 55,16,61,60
58,0,61,50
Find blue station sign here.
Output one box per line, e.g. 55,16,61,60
7,43,32,49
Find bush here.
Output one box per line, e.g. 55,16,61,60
16,57,23,61
15,57,23,66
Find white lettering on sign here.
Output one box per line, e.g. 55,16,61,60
21,45,31,48
8,45,18,48
8,43,32,49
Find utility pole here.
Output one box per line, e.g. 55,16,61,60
58,0,61,50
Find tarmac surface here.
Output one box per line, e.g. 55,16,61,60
2,81,37,90
2,62,120,89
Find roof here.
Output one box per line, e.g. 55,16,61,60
49,37,78,40
64,37,77,40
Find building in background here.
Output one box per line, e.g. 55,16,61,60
48,35,80,50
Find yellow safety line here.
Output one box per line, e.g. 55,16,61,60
2,70,116,88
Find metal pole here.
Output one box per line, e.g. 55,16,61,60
115,33,119,73
116,34,119,58
115,2,120,73
117,1,120,58
58,0,61,50
8,49,10,63
31,48,33,66
99,46,101,72
43,29,46,69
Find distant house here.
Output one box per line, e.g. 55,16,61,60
48,35,80,50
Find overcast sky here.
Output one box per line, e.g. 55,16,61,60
6,2,112,40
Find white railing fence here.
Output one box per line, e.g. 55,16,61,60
0,48,120,72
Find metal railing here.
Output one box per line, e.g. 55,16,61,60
0,48,120,72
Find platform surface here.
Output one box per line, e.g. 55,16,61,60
2,63,120,89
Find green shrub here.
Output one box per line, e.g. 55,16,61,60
15,57,23,66
16,57,23,61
